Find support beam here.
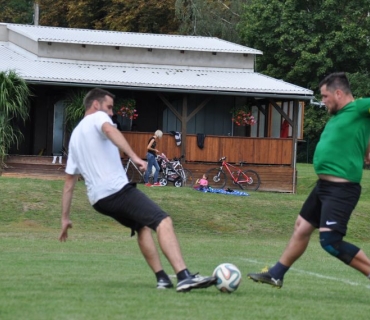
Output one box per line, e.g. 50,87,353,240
292,100,299,194
158,93,213,160
157,93,182,120
181,94,187,158
186,97,212,122
268,99,293,126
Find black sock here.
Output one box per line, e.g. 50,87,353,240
155,270,169,281
269,262,290,280
176,269,191,281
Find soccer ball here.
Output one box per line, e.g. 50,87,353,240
212,263,242,293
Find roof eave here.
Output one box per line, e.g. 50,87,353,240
26,79,314,100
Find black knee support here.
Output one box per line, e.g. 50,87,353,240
320,231,360,264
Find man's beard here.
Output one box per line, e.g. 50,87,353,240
327,104,339,115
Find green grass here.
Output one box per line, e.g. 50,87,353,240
1,164,370,320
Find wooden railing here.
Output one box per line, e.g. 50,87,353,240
121,132,293,165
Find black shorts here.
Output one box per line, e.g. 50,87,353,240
300,179,361,235
93,183,169,236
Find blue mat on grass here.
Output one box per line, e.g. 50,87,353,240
193,187,249,196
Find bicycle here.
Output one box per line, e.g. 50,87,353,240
206,157,261,191
124,158,154,183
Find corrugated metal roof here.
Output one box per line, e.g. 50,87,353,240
0,42,313,97
5,24,263,54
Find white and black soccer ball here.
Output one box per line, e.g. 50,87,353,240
212,263,242,293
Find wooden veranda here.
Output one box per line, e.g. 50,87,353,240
122,132,296,193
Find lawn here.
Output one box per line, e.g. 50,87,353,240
1,164,370,320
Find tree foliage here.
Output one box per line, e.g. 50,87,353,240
0,70,31,169
38,0,178,33
175,0,246,43
239,0,370,92
102,0,179,33
0,0,34,24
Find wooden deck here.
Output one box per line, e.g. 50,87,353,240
2,155,296,192
2,155,66,180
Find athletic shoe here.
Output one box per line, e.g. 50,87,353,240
157,278,174,289
176,274,217,292
247,267,283,288
145,183,152,187
152,182,162,187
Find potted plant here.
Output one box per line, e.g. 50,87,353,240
230,106,256,126
115,98,138,130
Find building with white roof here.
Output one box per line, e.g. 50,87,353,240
0,23,314,192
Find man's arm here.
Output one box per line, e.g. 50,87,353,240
59,174,78,242
102,122,147,171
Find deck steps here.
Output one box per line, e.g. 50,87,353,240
2,155,66,180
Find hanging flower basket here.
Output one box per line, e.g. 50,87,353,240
230,106,256,126
117,99,138,120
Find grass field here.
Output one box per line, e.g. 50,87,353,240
1,164,370,320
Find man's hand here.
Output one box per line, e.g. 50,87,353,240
135,158,147,172
59,219,73,242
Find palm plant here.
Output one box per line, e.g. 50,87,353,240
64,89,88,133
0,70,31,171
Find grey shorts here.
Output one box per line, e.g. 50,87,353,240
300,179,361,235
93,183,169,236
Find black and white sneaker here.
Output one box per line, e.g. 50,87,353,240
247,267,283,288
176,274,217,292
156,278,174,289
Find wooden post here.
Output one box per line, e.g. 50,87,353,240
181,94,187,159
292,100,299,193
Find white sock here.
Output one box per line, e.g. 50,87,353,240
52,156,57,164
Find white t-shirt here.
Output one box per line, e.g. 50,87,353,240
66,111,128,205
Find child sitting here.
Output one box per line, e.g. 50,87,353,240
195,174,209,190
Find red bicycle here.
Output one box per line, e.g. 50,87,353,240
206,157,261,191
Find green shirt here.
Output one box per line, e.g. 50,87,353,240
314,98,370,183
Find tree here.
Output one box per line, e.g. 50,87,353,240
175,0,246,43
0,0,34,24
347,72,370,99
239,0,370,91
239,0,370,162
0,70,31,171
102,0,179,34
38,0,179,34
38,0,69,27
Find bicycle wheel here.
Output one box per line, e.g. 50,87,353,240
238,170,261,191
125,164,135,182
206,168,226,188
181,168,194,187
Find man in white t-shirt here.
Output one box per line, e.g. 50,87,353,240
59,88,216,292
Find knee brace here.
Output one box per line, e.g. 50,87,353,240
320,231,360,264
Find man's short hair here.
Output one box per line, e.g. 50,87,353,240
319,72,352,95
83,88,115,110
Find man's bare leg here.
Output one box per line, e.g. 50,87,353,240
156,217,186,273
137,226,164,273
349,250,370,277
279,216,316,266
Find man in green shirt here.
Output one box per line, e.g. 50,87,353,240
247,72,370,288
